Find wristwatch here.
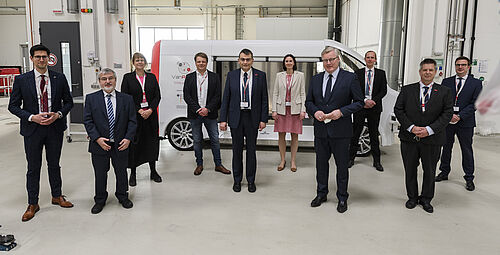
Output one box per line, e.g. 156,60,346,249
57,111,63,119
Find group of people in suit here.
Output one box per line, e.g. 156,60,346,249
8,44,482,221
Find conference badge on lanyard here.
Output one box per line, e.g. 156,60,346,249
241,76,250,108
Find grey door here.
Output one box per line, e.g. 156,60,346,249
40,21,83,123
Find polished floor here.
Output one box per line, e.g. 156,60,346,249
1,98,500,254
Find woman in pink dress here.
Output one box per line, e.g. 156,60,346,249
272,54,306,172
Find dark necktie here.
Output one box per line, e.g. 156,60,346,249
423,86,430,105
366,70,372,96
457,77,463,92
40,75,48,112
106,94,115,141
324,74,333,100
243,72,249,103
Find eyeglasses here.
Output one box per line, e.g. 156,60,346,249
99,77,116,81
239,58,253,62
322,57,338,63
455,63,469,67
33,55,48,60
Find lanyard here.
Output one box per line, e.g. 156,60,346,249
242,74,250,101
366,69,373,91
455,78,465,105
286,74,293,92
198,73,207,94
136,74,147,102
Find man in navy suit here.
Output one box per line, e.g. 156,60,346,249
219,48,268,193
8,44,74,222
394,58,453,213
305,46,364,213
84,68,137,214
183,52,230,176
436,56,483,191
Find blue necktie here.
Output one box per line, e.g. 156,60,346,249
324,74,333,99
243,72,249,104
366,70,372,96
422,86,430,105
457,77,463,92
106,94,115,141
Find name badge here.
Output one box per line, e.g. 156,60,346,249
285,102,291,107
141,102,149,108
240,102,249,108
453,106,459,112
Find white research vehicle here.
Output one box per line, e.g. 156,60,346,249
150,39,399,155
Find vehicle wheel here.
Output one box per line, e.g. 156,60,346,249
356,125,371,157
166,118,193,151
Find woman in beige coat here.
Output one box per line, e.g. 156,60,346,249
272,54,306,172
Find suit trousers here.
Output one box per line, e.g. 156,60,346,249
400,141,441,203
439,125,475,181
91,147,129,205
230,110,258,184
315,136,350,201
350,109,381,162
23,125,64,204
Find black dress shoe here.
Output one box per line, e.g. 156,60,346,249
373,162,384,172
248,183,256,193
337,201,348,213
91,203,105,214
310,195,327,207
466,180,475,191
150,170,163,183
233,182,241,192
435,172,448,182
418,200,433,213
348,160,354,168
405,199,417,209
120,199,134,209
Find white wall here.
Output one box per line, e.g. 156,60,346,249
0,15,27,66
341,0,382,56
256,17,328,40
25,0,130,95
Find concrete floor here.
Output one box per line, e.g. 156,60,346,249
1,97,500,255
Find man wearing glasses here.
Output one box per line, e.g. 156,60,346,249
436,56,483,191
220,48,268,193
394,59,453,213
83,68,136,214
305,46,364,213
9,44,74,221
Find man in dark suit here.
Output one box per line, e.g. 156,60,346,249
349,51,387,171
305,46,364,213
219,48,268,193
8,44,74,222
394,58,453,213
83,68,137,214
183,52,230,176
436,56,482,191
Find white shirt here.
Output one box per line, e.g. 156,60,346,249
407,81,435,136
34,69,52,112
196,70,208,108
240,68,253,109
364,67,375,100
322,67,340,97
103,90,117,118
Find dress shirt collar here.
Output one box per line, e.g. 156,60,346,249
102,90,117,98
456,74,468,81
419,81,435,89
324,67,340,80
196,69,208,77
34,69,49,79
241,68,252,78
365,67,375,73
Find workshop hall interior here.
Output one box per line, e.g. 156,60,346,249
0,0,500,254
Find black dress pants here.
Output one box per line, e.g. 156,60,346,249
230,110,258,184
91,146,129,205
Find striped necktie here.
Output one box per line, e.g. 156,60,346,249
106,94,115,141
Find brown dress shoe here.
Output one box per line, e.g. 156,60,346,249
194,165,204,175
277,161,286,171
22,204,40,222
215,165,231,174
51,196,74,208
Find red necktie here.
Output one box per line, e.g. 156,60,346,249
40,75,48,112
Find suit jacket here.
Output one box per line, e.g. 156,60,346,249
394,82,454,145
8,70,74,137
441,75,482,128
220,68,269,129
272,71,306,115
120,71,161,134
305,69,364,138
183,70,221,119
83,90,137,155
355,68,388,112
